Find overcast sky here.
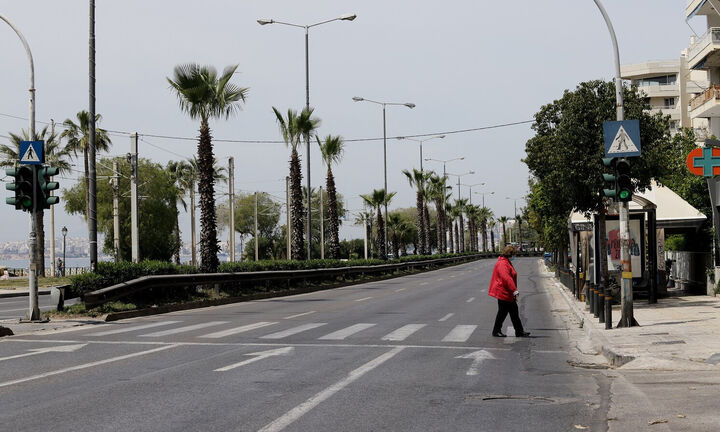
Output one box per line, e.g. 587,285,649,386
0,1,704,251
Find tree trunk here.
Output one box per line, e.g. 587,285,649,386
490,229,495,252
326,167,340,259
434,199,443,254
290,147,304,260
423,202,431,254
448,217,454,253
198,119,220,272
376,207,386,259
416,191,425,255
454,220,460,253
502,223,507,247
173,203,181,265
459,215,465,252
392,232,399,259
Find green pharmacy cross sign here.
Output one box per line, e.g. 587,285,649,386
686,147,720,177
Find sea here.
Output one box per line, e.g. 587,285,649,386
0,257,93,270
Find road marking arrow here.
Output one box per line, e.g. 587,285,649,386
455,349,496,375
214,347,294,372
0,343,87,362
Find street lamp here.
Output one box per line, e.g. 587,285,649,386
61,226,68,277
505,196,526,246
396,135,445,171
258,13,356,260
352,97,415,258
461,182,485,205
474,190,495,207
446,171,475,200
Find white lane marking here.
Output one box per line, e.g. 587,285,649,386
284,311,316,320
140,321,227,337
466,297,475,303
449,275,456,279
88,321,181,336
0,307,32,313
419,282,429,286
257,347,405,432
260,323,327,339
354,296,373,302
442,325,477,343
0,344,179,388
214,347,293,372
318,324,376,340
438,313,454,322
32,323,113,335
395,288,406,292
381,324,426,341
199,322,277,339
437,278,445,281
455,349,496,375
0,343,86,362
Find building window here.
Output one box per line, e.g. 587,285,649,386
634,74,677,86
664,97,676,109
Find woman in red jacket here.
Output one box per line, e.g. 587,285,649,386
488,246,530,337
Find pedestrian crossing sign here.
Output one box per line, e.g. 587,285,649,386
603,120,641,158
19,140,44,165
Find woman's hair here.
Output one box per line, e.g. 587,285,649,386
501,245,517,257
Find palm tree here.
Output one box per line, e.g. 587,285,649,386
489,219,496,252
1,126,71,276
387,213,404,259
167,64,247,272
166,160,194,264
273,107,320,260
454,198,468,252
477,206,494,252
402,168,431,255
497,216,509,247
448,202,462,253
354,210,374,258
317,134,344,259
464,205,478,252
427,174,447,253
61,110,112,225
360,189,396,259
445,199,454,253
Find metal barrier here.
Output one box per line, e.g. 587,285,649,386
83,254,504,307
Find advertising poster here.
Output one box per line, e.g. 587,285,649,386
605,218,642,277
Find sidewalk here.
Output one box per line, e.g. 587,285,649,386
544,262,720,371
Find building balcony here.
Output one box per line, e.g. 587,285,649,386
687,27,720,70
689,84,720,117
635,84,679,99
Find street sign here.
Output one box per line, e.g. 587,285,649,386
686,146,720,177
603,120,641,158
19,140,43,165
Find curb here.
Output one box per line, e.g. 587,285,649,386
543,263,635,367
0,289,51,299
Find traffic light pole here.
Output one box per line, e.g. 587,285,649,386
594,0,636,327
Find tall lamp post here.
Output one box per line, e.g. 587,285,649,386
396,135,445,172
446,171,475,200
474,191,495,207
461,182,485,205
352,97,415,257
425,157,465,252
61,226,67,277
505,196,525,245
258,13,356,260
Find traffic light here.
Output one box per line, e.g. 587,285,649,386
5,166,35,211
602,157,617,200
38,166,60,209
616,158,633,202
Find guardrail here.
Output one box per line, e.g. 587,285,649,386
3,267,88,277
82,252,542,308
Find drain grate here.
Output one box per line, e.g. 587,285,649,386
639,332,669,336
651,340,686,345
465,394,556,404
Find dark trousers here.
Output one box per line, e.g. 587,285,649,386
492,299,525,335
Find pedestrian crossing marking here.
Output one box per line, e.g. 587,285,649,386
382,324,426,341
318,323,376,340
260,323,327,339
199,322,277,339
88,321,181,336
442,325,477,342
139,321,227,337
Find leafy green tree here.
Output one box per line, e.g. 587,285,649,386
524,80,672,271
64,157,180,261
303,187,346,259
168,64,248,272
317,134,345,259
1,126,71,275
273,107,320,260
217,192,282,259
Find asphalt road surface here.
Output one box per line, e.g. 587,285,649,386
0,258,613,431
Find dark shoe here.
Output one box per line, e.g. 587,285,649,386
515,332,531,337
492,331,506,337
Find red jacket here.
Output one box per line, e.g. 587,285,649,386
488,256,518,302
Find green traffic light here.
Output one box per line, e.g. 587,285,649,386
619,190,630,200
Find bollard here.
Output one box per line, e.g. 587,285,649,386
597,285,605,324
589,283,595,314
605,285,612,330
593,285,600,318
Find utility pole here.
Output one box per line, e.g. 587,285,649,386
49,119,56,277
129,133,139,263
112,160,120,262
320,186,324,259
286,176,291,260
228,157,235,262
88,0,98,272
363,212,368,260
254,192,259,261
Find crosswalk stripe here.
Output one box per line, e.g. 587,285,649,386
88,321,181,336
381,324,426,341
139,321,228,337
438,313,454,322
260,323,327,339
318,323,376,340
199,322,278,339
441,325,477,342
